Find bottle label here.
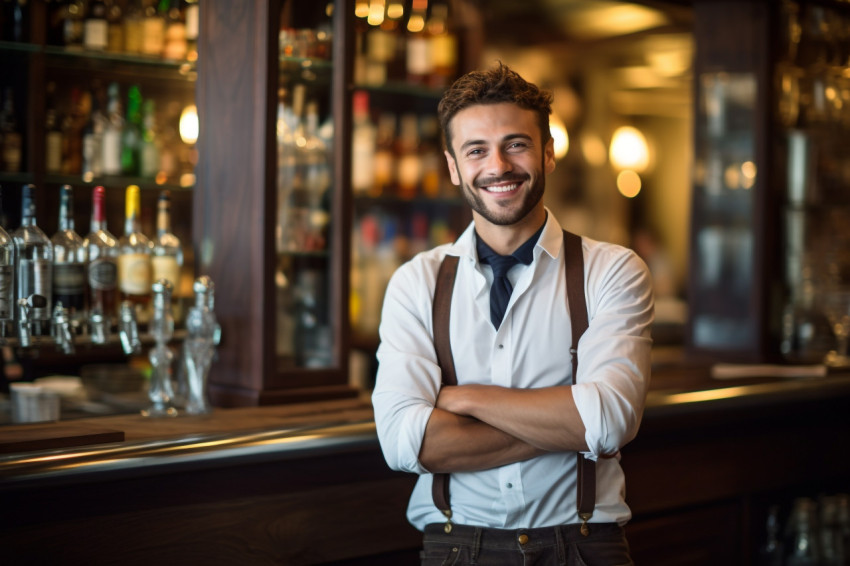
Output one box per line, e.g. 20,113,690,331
84,20,108,50
18,259,52,321
119,253,152,295
54,263,87,297
0,265,12,320
46,132,63,173
89,257,118,291
407,37,432,77
2,133,22,173
102,129,122,175
152,255,180,288
141,19,165,55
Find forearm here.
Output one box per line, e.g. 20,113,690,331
438,385,589,452
418,406,545,473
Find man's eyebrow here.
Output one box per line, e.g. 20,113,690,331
459,133,533,152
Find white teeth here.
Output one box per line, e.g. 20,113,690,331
485,183,518,193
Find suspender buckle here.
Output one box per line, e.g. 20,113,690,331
579,512,592,536
442,509,453,533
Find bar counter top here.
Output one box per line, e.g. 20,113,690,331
2,362,850,565
2,363,849,489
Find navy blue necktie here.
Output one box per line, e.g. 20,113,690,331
483,253,520,330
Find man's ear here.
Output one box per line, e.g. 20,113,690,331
445,150,460,185
544,138,556,175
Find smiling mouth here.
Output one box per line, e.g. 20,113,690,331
482,183,520,193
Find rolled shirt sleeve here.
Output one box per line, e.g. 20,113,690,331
571,246,654,459
372,249,447,475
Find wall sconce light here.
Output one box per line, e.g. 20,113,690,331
609,126,650,173
549,114,569,161
179,104,199,145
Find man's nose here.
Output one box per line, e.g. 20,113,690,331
484,149,513,177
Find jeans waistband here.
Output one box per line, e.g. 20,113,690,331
423,522,623,551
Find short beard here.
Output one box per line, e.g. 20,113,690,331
459,168,545,226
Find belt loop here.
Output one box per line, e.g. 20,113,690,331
555,525,567,565
471,527,482,563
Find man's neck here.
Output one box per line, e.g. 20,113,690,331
473,206,547,256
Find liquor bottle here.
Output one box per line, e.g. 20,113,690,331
276,87,297,252
84,185,120,329
395,113,421,199
118,184,152,323
296,99,331,251
123,0,144,54
12,184,53,336
51,185,87,328
757,505,784,566
83,0,109,51
47,0,68,45
82,85,106,180
0,208,14,336
121,85,143,176
351,90,376,195
106,0,125,52
151,189,182,290
0,87,22,173
139,98,159,178
426,0,458,89
405,0,432,86
45,82,64,174
184,0,199,61
293,268,331,367
786,497,821,566
372,112,396,197
63,0,85,49
420,114,443,198
61,87,84,175
2,0,29,42
102,82,123,175
141,0,167,56
162,0,187,60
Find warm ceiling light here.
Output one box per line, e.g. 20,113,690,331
561,4,668,40
580,133,607,167
617,169,642,198
367,0,386,26
354,1,369,18
609,126,649,172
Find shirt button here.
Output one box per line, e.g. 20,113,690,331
498,344,504,349
518,534,529,545
506,482,513,489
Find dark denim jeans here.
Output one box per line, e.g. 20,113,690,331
420,522,633,566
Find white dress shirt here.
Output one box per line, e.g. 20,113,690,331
372,210,654,531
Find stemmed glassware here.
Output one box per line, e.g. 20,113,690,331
820,287,850,368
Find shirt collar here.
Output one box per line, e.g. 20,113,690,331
475,213,546,266
449,207,565,265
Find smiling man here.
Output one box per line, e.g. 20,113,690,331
372,62,654,565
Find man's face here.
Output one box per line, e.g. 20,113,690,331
444,102,555,227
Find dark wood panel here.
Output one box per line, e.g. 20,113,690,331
194,1,275,398
627,501,743,566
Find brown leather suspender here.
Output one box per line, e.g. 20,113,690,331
431,254,459,529
430,230,595,535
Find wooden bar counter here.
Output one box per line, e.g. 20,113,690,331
2,367,850,565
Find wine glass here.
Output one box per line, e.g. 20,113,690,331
820,287,850,367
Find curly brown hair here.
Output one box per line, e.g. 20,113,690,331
437,62,553,156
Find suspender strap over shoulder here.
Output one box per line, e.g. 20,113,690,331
431,255,459,530
429,231,595,535
562,230,596,536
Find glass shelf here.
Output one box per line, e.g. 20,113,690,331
42,173,193,193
